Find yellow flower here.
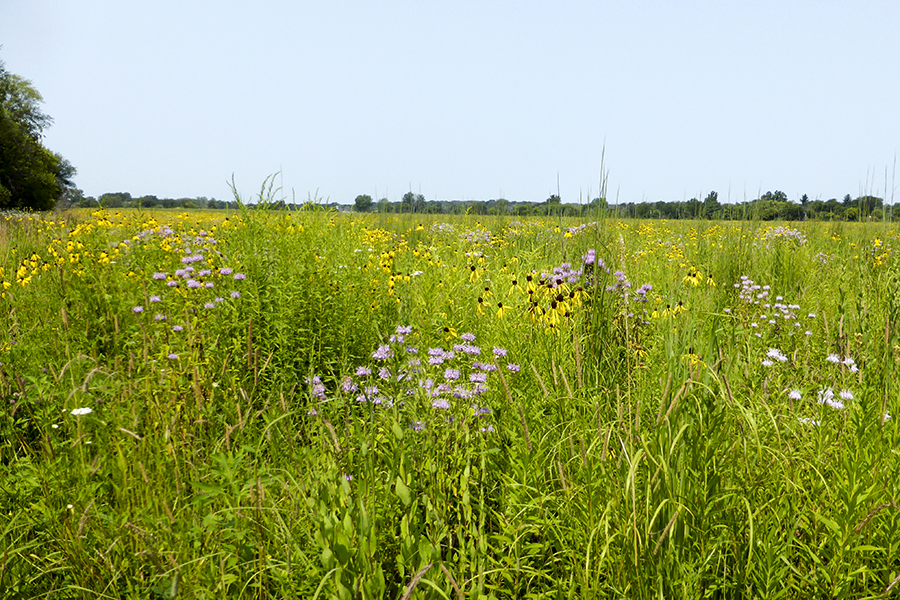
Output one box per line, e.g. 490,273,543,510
496,302,507,319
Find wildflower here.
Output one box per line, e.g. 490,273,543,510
204,302,215,309
432,398,450,410
839,389,854,400
154,314,166,321
766,348,788,362
152,272,167,280
396,325,412,335
817,388,844,410
798,417,820,426
220,267,233,275
230,291,241,299
167,280,178,287
149,295,161,303
133,306,144,314
172,325,184,332
480,425,495,433
187,280,201,289
493,347,508,358
470,372,487,383
70,407,93,416
444,368,460,380
355,366,372,376
411,421,425,431
378,367,391,379
506,363,521,372
168,353,178,359
234,273,247,280
826,354,841,364
372,345,393,360
761,359,774,367
788,389,802,400
461,332,476,342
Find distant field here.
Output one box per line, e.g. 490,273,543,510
2,208,899,598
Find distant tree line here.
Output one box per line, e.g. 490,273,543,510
57,188,892,222
350,190,893,221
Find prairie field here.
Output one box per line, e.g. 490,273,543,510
2,207,900,599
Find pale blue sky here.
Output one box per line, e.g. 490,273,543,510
2,1,898,204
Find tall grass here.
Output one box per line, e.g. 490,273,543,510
1,207,899,598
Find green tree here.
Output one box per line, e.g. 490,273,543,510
702,191,721,219
0,57,76,210
353,194,373,212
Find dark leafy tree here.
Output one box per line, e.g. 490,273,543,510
0,57,76,210
353,194,373,212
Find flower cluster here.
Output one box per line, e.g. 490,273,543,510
311,327,519,433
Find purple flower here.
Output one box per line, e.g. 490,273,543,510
444,368,460,381
396,325,412,335
372,345,393,360
172,325,184,332
378,367,392,379
149,295,161,303
493,346,508,358
355,366,372,376
788,389,802,400
152,272,167,280
154,314,166,321
230,291,241,299
167,280,178,287
187,280,201,289
167,353,178,360
204,302,215,309
506,363,520,372
220,268,233,275
461,332,476,342
204,282,214,288
410,420,425,431
432,399,450,410
133,306,144,314
341,377,357,392
469,372,487,383
234,273,246,280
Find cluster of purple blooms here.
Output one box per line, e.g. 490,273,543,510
731,276,810,338
308,326,519,433
540,262,583,287
758,226,807,247
461,229,492,244
131,244,248,364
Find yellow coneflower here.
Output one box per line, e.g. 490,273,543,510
496,302,507,319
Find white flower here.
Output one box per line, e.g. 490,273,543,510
817,388,844,410
766,348,788,362
70,407,93,416
839,389,854,400
762,359,774,367
798,417,821,426
788,389,802,400
826,354,841,364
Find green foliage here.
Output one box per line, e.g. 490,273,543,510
0,57,75,211
1,208,900,597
